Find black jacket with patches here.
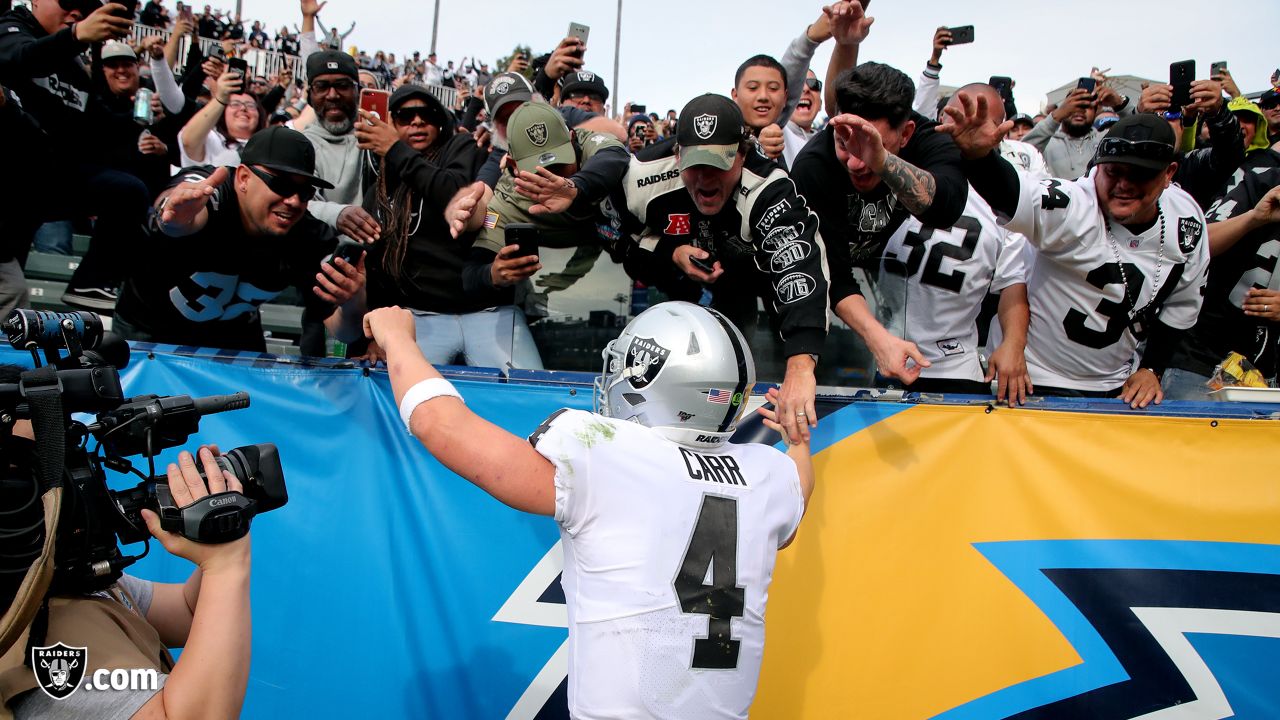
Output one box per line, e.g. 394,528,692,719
0,7,95,156
613,143,830,358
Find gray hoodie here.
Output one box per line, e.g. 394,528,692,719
302,120,366,229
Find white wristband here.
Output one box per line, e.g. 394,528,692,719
399,378,463,432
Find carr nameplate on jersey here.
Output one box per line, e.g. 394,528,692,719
1177,217,1203,254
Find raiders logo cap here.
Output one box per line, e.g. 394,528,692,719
676,94,746,172
558,70,609,101
305,50,358,83
484,72,535,118
507,102,575,173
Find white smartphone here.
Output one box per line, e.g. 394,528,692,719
567,22,590,49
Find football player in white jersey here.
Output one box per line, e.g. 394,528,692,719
363,301,814,719
941,97,1210,408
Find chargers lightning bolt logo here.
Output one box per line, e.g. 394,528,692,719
493,542,570,719
936,540,1280,719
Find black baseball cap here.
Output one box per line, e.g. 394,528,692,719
1260,89,1280,109
484,72,535,118
676,94,746,171
239,127,335,188
559,70,609,101
1011,113,1035,127
1093,114,1177,171
306,50,358,83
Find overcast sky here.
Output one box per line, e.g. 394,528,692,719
243,0,1278,117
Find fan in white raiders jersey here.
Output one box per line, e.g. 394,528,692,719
877,186,1032,401
363,301,813,720
941,99,1210,408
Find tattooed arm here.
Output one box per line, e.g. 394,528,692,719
879,154,937,216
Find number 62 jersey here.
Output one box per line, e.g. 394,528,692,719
530,408,804,719
1005,170,1210,391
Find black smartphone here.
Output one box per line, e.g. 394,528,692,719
989,76,1012,99
1169,59,1195,109
113,0,138,20
505,223,539,260
632,103,647,115
945,25,974,45
1076,77,1096,94
1210,61,1227,78
228,57,249,78
329,239,366,267
690,253,717,274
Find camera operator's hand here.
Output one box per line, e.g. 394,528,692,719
141,448,251,573
74,4,133,43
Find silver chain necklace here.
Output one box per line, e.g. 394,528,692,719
1104,208,1165,318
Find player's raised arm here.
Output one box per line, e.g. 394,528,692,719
364,307,556,515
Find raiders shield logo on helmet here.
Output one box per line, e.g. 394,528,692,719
624,337,671,389
32,643,87,700
694,113,717,140
526,122,549,146
1177,217,1203,253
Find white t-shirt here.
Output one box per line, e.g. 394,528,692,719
532,408,803,720
179,130,243,169
1005,169,1210,391
877,187,1027,382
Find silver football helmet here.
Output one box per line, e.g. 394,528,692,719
594,301,755,448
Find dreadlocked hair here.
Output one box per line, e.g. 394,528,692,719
374,145,441,282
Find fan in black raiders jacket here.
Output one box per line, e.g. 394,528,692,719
1164,164,1280,400
615,94,830,444
790,62,968,384
113,127,369,352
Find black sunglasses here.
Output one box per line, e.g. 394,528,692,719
310,78,357,95
804,77,822,92
392,106,437,125
248,165,316,201
1095,138,1174,164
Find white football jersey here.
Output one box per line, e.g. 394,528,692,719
1000,139,1049,180
877,188,1027,382
1005,170,1211,391
531,408,804,720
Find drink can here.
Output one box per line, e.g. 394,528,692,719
133,87,154,125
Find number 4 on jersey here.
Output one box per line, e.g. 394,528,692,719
674,495,746,669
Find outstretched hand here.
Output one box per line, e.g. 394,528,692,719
161,167,229,227
937,91,1012,160
445,181,487,238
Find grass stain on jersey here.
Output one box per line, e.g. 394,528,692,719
574,421,617,448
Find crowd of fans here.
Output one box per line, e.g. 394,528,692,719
1,0,1278,408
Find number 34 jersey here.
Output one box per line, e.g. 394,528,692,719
530,409,804,720
1006,171,1210,391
